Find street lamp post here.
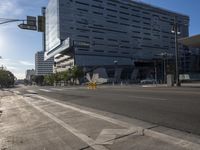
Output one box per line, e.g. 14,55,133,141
42,7,46,52
171,16,181,86
114,60,118,84
154,60,158,84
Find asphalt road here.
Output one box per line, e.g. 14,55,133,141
15,85,200,135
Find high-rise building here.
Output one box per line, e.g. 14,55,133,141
45,0,189,81
35,51,54,75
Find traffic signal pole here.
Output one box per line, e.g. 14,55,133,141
42,7,46,52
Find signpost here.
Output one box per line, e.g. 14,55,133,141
27,16,36,26
18,16,37,31
18,23,37,30
37,16,45,32
1,9,46,53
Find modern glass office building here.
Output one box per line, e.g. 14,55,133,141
35,51,54,76
45,0,189,81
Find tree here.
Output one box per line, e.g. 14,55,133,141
31,75,44,86
44,74,54,86
0,70,15,88
70,66,84,84
43,66,84,86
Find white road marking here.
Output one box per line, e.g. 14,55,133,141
51,88,63,91
129,95,168,101
31,95,136,129
142,85,167,88
23,94,200,149
95,128,139,145
27,90,37,94
13,91,21,94
24,97,109,150
39,89,51,92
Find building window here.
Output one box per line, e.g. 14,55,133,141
92,5,104,9
75,1,89,6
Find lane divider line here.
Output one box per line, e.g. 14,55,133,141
39,89,51,92
26,94,200,149
128,95,168,101
24,97,109,150
32,95,136,129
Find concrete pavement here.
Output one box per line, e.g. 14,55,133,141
1,89,200,149
14,85,200,135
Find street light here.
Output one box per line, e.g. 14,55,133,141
0,18,25,25
171,16,181,86
113,60,118,83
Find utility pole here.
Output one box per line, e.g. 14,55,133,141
42,7,46,52
154,60,157,84
172,16,181,86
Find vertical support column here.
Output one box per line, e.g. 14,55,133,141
174,16,180,86
42,7,46,52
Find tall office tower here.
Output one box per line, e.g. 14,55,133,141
35,51,54,75
45,0,189,80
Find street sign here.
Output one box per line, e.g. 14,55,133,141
18,23,37,31
37,16,45,32
18,16,37,31
27,16,36,26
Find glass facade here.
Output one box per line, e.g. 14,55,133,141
45,0,190,80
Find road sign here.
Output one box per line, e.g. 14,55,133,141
27,16,36,26
18,23,37,31
18,16,37,31
37,16,45,32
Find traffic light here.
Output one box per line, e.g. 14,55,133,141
37,16,45,32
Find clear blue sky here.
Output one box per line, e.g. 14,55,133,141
0,0,199,79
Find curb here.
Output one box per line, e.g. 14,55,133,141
144,129,200,150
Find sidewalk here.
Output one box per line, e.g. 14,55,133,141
1,91,200,150
181,82,200,88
